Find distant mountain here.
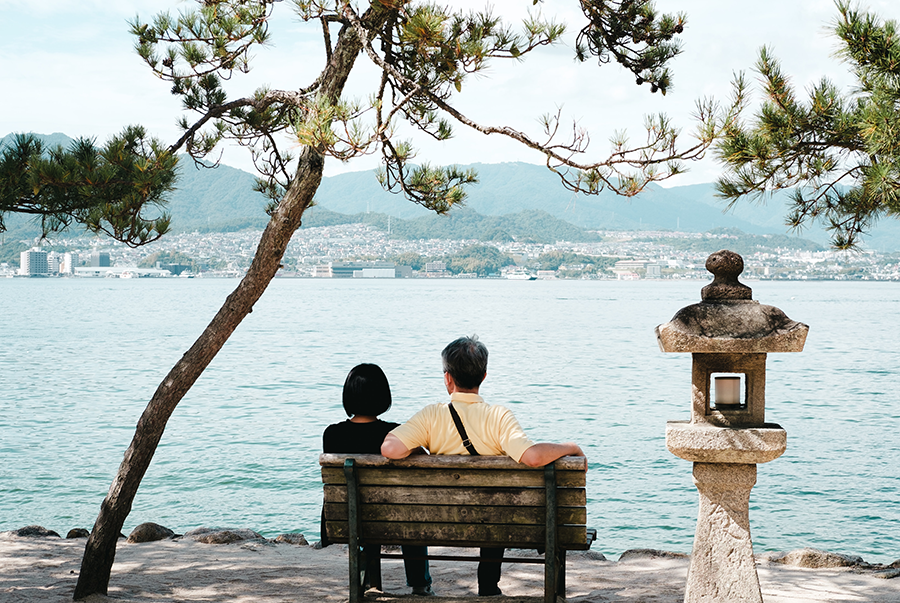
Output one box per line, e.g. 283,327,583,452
309,163,897,250
166,159,270,232
0,131,77,150
303,206,600,243
3,132,898,250
312,162,777,233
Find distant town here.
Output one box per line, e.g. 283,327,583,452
4,223,900,281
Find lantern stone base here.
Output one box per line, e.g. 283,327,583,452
685,462,761,603
666,421,786,464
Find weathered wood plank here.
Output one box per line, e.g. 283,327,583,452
322,452,593,603
323,485,586,507
324,521,590,549
321,467,585,488
323,503,586,526
319,453,587,472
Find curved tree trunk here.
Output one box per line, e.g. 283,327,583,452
72,147,324,599
73,8,389,597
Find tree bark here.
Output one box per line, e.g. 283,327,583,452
72,146,324,599
73,6,391,597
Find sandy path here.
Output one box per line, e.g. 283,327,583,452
2,537,898,602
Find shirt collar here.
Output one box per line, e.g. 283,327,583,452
450,392,484,404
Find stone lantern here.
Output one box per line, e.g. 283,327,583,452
656,250,808,603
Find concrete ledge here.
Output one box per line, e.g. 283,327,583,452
666,421,786,464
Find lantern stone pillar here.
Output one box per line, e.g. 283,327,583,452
656,250,808,603
686,463,760,602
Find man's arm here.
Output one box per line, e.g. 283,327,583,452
381,433,412,459
518,442,585,467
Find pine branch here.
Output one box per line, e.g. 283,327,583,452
347,7,719,198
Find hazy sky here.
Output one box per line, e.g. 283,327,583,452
1,0,895,186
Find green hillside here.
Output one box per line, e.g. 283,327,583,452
302,206,600,243
4,132,898,250
166,159,269,232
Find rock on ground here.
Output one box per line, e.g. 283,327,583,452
6,525,61,538
184,527,266,544
618,549,690,562
128,522,177,543
767,548,863,568
275,533,309,545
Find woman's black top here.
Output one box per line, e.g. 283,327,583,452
322,419,400,454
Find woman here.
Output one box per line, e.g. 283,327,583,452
322,363,433,596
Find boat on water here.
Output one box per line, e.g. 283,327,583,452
505,268,537,280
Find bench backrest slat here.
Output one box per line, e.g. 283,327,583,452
321,466,586,488
322,502,587,526
323,484,586,507
320,453,587,471
323,521,589,549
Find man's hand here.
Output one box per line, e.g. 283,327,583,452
381,433,412,459
519,442,585,467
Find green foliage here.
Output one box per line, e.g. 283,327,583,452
132,0,298,193
633,227,823,254
479,228,514,242
446,244,515,275
389,251,426,270
377,163,479,214
138,250,195,268
534,250,616,271
715,2,900,249
0,129,177,247
575,0,685,95
335,207,599,243
0,238,29,266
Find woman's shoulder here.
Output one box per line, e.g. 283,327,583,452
325,419,398,432
324,420,351,433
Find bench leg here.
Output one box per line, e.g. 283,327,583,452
362,544,382,591
344,459,363,603
349,545,362,603
544,463,558,603
557,550,566,598
544,552,557,603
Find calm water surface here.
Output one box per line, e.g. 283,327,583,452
1,278,898,563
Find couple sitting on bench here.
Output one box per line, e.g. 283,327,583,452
322,335,586,597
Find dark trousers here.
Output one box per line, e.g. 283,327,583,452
362,544,432,589
477,547,504,591
324,510,431,590
402,545,432,587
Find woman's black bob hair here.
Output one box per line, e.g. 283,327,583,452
342,363,392,417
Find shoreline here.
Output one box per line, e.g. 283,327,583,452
2,528,898,602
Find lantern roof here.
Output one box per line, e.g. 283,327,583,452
656,250,808,353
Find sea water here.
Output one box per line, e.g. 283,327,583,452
1,277,898,563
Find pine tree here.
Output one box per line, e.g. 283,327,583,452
0,128,175,247
715,1,900,249
71,1,728,597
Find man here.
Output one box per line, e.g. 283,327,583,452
381,336,585,596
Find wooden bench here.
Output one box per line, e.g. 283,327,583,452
319,453,595,603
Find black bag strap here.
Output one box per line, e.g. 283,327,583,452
448,403,480,456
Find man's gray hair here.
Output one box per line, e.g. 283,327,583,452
441,335,488,390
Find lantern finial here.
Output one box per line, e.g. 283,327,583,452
702,249,752,301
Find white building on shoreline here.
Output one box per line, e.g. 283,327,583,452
18,248,48,276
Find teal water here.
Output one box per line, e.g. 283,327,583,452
1,278,898,563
